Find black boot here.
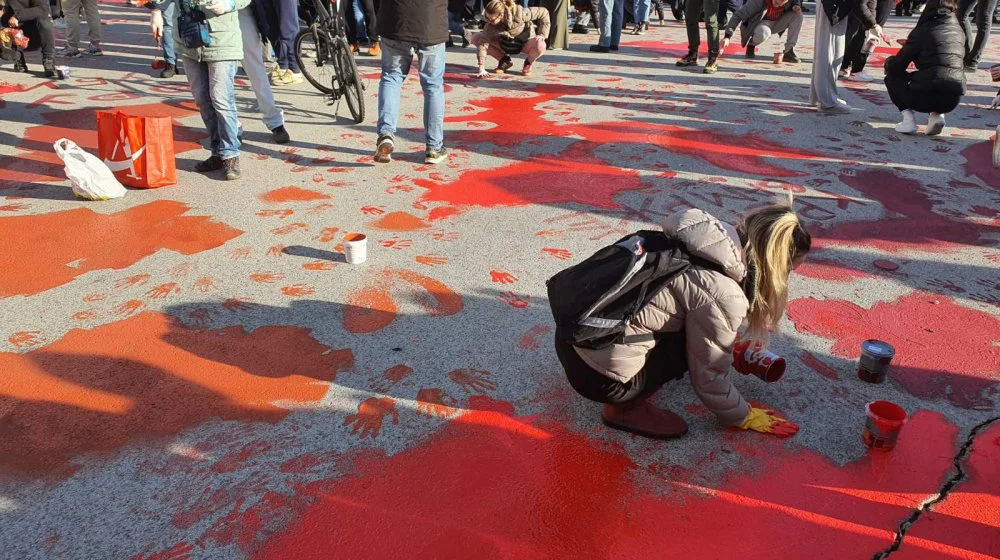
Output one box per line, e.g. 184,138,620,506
745,44,755,59
43,58,56,78
13,52,27,73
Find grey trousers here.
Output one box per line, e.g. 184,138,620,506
62,0,101,49
751,11,802,51
810,0,848,109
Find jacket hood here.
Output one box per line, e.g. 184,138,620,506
661,209,747,282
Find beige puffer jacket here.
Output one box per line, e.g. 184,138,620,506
575,209,751,426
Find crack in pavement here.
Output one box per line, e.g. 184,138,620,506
872,416,1000,560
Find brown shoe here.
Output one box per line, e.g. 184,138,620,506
601,400,688,439
676,51,698,67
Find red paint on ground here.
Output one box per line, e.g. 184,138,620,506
259,186,331,203
789,293,1000,409
254,409,964,560
0,101,205,187
960,140,1000,192
794,259,874,282
446,83,587,146
818,170,986,253
0,201,242,298
343,269,463,334
800,350,840,380
0,311,353,478
368,211,431,232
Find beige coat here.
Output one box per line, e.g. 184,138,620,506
575,209,751,426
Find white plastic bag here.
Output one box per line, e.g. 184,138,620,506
53,138,127,200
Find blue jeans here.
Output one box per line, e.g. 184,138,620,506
448,10,464,36
599,0,624,47
352,0,368,41
183,58,241,159
161,0,175,65
377,38,446,151
634,0,650,23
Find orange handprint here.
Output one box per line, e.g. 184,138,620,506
187,307,216,328
267,245,286,257
249,272,286,284
271,222,309,235
415,387,457,418
229,247,252,260
9,331,43,348
303,260,336,271
370,364,414,393
315,227,340,243
83,292,106,302
380,237,413,250
281,284,316,297
307,203,335,214
169,263,192,278
115,299,145,317
430,230,459,242
415,255,448,267
343,397,399,439
72,310,96,321
115,274,151,289
256,209,295,219
490,270,518,284
448,369,497,394
222,297,253,312
0,203,29,212
385,184,414,194
146,282,180,299
362,206,386,215
498,291,530,309
542,248,573,260
193,276,217,292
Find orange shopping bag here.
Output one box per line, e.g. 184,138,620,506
97,110,177,188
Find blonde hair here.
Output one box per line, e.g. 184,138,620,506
484,0,517,20
740,204,811,339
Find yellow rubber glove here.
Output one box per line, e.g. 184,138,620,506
738,406,800,438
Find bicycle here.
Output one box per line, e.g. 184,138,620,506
295,0,366,123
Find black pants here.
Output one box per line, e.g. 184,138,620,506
958,0,1000,66
884,72,962,113
556,334,687,404
343,0,379,43
896,0,912,14
842,0,892,72
463,0,483,20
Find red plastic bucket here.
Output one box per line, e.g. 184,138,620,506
863,401,907,451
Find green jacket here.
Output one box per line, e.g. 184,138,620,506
170,0,250,63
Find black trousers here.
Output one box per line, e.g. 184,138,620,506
841,0,891,72
884,72,962,113
343,0,378,43
556,334,687,404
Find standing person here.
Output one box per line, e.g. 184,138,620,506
590,0,623,52
721,0,803,62
374,0,449,165
58,0,101,57
541,0,568,48
239,0,290,143
554,206,810,439
838,0,882,81
269,0,302,85
344,0,380,55
142,0,177,78
472,0,549,75
2,0,56,76
718,0,744,27
957,0,998,70
676,0,721,73
841,0,891,79
884,0,965,134
896,0,913,14
448,0,471,46
811,0,855,113
573,0,600,31
150,0,248,180
632,0,650,33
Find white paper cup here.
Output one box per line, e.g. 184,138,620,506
343,233,367,264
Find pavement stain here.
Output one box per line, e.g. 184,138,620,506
343,268,463,334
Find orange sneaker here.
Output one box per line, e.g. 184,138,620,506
368,42,381,56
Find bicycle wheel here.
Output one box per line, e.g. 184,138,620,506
296,27,336,95
333,36,366,124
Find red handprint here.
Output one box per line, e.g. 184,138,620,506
271,222,308,235
315,227,340,243
430,230,459,242
380,237,413,250
72,310,96,321
449,369,496,394
281,284,316,297
229,247,252,260
389,174,410,183
115,300,145,317
307,203,335,214
251,153,269,161
490,270,518,284
415,387,457,418
327,180,351,188
83,292,106,302
146,282,180,299
222,297,253,312
343,397,399,439
115,274,151,289
385,184,414,194
193,276,217,292
303,260,336,271
362,206,386,215
267,245,286,257
169,263,192,279
312,173,325,183
415,255,448,267
9,331,43,348
518,324,553,350
542,248,573,260
370,364,414,393
0,203,29,212
249,272,286,284
256,209,294,219
926,279,966,294
498,291,530,309
188,307,217,328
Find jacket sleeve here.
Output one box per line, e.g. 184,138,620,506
724,0,762,36
530,6,551,39
684,295,750,426
884,28,920,74
8,0,47,21
852,0,877,29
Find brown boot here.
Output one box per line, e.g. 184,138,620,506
601,400,688,439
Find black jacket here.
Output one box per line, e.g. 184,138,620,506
378,0,448,45
822,0,858,26
3,0,49,21
852,0,877,28
884,7,966,95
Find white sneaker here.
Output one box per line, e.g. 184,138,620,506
838,68,850,80
925,112,946,136
53,17,66,29
846,71,876,82
895,109,918,134
820,103,853,115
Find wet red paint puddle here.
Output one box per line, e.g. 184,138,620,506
0,201,242,298
0,311,353,479
0,101,205,187
959,140,1000,192
447,83,588,146
253,409,963,559
890,423,1000,560
259,186,331,203
789,293,1000,410
794,259,875,282
818,170,987,253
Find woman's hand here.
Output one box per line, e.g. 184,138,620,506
737,406,799,438
150,9,164,44
476,67,490,78
8,15,19,28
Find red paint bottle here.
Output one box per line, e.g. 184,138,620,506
733,340,786,383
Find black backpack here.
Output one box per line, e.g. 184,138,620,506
546,230,726,350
